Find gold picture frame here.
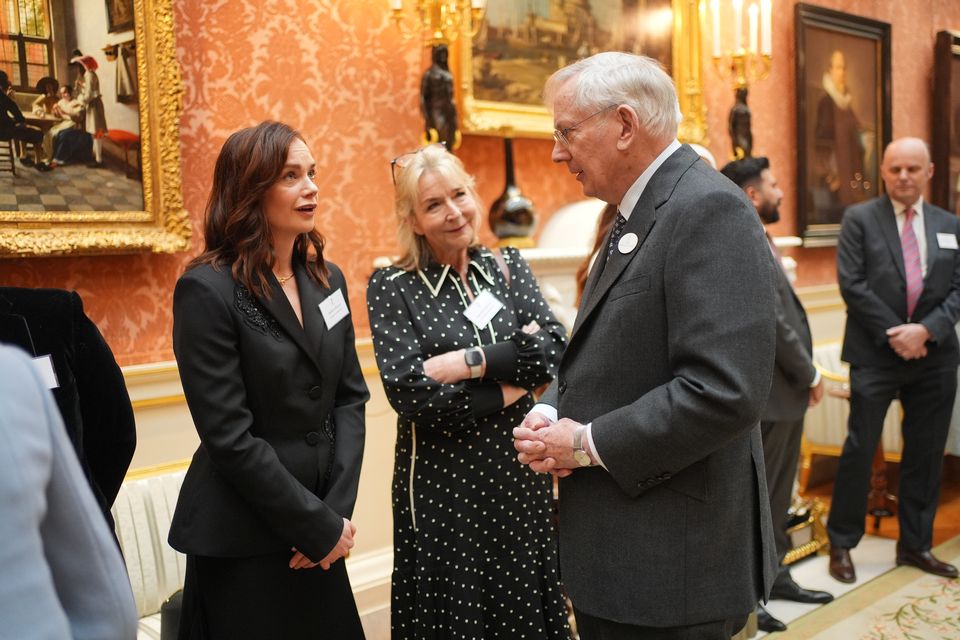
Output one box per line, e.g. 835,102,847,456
0,0,189,258
458,0,706,143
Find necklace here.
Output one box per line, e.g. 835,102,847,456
275,272,294,286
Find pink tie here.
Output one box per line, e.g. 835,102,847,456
901,207,923,319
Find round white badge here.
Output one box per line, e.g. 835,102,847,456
618,232,639,254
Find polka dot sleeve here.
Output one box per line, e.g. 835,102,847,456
367,268,485,432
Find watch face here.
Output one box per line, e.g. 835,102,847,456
465,349,483,366
574,450,591,467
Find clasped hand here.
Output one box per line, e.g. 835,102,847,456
289,517,356,571
513,412,585,478
887,323,930,360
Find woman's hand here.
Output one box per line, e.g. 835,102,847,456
423,349,476,383
500,383,529,408
520,321,540,335
289,518,356,570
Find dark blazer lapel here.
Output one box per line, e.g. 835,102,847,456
258,267,324,373
296,266,329,364
876,197,906,282
573,145,696,338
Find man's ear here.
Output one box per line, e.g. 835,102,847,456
744,184,763,209
615,105,641,151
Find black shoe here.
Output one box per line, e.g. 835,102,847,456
86,161,104,168
896,546,960,578
35,162,51,172
770,575,834,604
757,604,786,633
19,156,34,167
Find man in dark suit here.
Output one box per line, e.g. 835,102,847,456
513,52,778,639
829,137,960,583
721,157,834,633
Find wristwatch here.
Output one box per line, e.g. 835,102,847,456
464,347,483,379
573,425,592,467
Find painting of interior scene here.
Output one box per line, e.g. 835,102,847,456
473,0,673,106
0,0,142,212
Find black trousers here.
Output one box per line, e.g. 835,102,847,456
828,363,957,551
574,608,748,640
760,418,805,563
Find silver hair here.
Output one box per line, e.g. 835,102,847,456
392,144,481,271
544,51,679,141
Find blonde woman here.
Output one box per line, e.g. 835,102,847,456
367,144,569,639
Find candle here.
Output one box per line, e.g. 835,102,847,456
733,0,743,54
761,0,772,55
471,0,484,9
748,3,758,54
711,0,721,58
390,0,401,9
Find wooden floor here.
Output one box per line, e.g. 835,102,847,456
804,454,960,546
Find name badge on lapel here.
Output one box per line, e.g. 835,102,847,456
463,290,504,327
937,233,958,250
319,289,349,329
32,354,59,389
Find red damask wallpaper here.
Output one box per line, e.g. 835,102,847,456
1,0,958,365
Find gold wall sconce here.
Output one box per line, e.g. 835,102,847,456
389,0,486,47
708,0,772,158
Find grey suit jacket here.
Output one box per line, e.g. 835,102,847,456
541,145,778,627
763,248,816,423
838,196,960,369
0,344,137,640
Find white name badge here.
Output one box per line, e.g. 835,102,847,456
32,354,59,390
937,233,959,250
318,289,349,329
463,290,504,328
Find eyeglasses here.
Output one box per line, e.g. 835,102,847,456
390,143,447,185
553,104,617,147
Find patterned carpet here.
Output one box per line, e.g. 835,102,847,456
0,160,142,212
776,535,960,638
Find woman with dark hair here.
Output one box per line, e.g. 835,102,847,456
367,144,569,638
170,121,368,639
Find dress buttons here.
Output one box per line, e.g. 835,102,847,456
308,385,322,399
305,432,321,445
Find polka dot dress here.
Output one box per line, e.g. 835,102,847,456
367,247,570,640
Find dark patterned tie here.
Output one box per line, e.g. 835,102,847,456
607,213,627,257
901,207,923,319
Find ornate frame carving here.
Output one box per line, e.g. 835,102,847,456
0,0,189,258
457,0,706,143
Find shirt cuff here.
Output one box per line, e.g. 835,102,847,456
584,423,607,470
810,369,821,388
470,382,504,418
481,341,518,380
529,403,557,423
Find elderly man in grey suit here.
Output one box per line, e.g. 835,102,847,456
828,137,960,583
721,156,834,633
0,344,137,640
513,52,778,639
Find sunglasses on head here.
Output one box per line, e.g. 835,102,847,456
390,143,447,185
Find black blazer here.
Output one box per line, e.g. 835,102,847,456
0,287,136,530
838,196,960,369
168,261,368,562
763,251,816,423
